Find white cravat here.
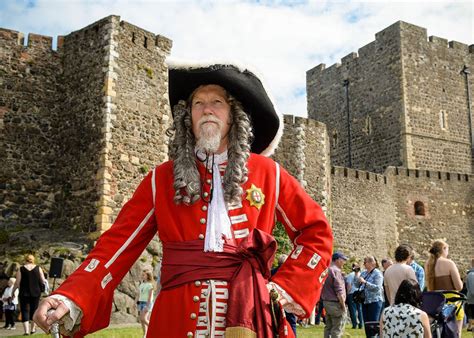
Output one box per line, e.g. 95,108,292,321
202,151,232,252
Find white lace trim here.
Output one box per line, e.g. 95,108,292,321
49,295,82,332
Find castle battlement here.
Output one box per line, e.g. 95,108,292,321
310,21,473,76
385,167,471,183
0,27,62,53
283,114,326,130
331,166,387,184
0,28,24,45
27,33,53,49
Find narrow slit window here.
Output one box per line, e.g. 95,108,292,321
332,131,338,149
440,110,447,130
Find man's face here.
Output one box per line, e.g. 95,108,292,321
336,258,346,268
191,84,231,153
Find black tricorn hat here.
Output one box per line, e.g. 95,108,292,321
168,60,283,156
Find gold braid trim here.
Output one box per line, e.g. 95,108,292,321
225,326,257,338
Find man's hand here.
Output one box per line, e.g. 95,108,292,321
33,297,70,333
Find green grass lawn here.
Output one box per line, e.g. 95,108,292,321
1,324,372,338
8,324,470,337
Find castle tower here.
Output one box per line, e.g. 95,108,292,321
0,16,172,233
0,28,61,229
307,21,474,174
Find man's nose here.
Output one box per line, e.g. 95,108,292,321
202,102,214,115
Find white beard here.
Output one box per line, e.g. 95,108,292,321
195,117,223,153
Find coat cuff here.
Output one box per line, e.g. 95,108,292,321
267,282,306,316
50,294,83,332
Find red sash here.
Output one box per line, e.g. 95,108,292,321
161,228,276,337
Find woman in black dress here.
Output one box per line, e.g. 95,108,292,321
12,254,46,335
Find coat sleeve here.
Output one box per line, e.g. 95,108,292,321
270,164,333,316
53,170,158,337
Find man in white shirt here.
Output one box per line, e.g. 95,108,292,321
383,244,417,305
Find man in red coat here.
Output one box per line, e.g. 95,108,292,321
34,61,333,337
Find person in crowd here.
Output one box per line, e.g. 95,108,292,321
345,262,363,329
466,258,474,332
425,240,464,335
381,258,393,308
381,258,393,272
2,277,19,330
314,300,325,325
380,279,431,338
33,62,333,337
12,254,47,335
384,244,417,306
0,263,10,323
405,245,425,291
136,270,154,337
354,255,384,338
321,252,347,338
272,254,297,336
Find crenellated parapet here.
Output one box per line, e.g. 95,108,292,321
331,166,388,184
385,167,472,184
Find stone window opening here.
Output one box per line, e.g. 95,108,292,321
440,110,447,130
132,32,136,44
414,201,425,216
144,36,148,48
332,130,338,149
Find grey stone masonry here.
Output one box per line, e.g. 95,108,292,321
307,21,474,174
0,28,61,229
272,115,331,216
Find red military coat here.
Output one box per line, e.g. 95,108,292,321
55,153,333,337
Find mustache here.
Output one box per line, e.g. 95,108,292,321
198,116,222,128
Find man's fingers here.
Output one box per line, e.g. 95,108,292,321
46,302,69,325
33,297,69,332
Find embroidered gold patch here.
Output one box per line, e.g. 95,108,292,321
245,184,265,209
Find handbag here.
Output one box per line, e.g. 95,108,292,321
353,270,374,304
353,289,365,304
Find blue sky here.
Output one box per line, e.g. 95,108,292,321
0,0,472,116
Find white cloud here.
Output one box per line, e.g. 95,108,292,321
1,0,472,116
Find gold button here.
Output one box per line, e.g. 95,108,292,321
198,234,205,240
193,295,199,302
203,192,209,197
190,313,197,319
206,178,211,184
187,332,193,337
202,291,208,296
202,205,208,211
200,218,206,224
208,169,212,173
194,280,202,287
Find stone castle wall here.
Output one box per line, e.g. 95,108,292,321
330,167,397,261
307,21,474,174
388,167,473,269
0,15,173,234
273,115,331,215
94,18,172,232
307,22,406,173
54,17,114,233
399,23,474,173
0,28,61,229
